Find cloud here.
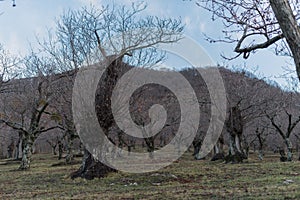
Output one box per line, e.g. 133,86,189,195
199,22,206,32
184,16,191,26
76,0,103,7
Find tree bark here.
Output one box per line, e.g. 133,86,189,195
211,139,225,161
70,149,116,180
58,140,63,160
284,137,293,161
225,106,247,163
19,136,33,170
71,56,124,179
270,0,300,81
144,137,155,158
65,137,74,164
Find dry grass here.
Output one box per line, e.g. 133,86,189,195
0,152,300,199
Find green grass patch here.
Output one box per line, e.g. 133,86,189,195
0,153,299,199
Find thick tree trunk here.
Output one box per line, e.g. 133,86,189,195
70,149,116,180
279,148,288,162
270,0,300,81
19,137,33,170
226,133,246,163
65,138,74,164
211,136,225,161
285,138,293,161
225,106,247,163
145,137,155,158
193,133,204,159
71,56,124,179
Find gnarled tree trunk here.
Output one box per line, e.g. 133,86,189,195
284,137,293,161
225,106,247,163
211,135,225,161
19,135,33,170
65,134,74,164
71,56,124,179
71,149,116,180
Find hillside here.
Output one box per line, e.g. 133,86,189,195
0,65,299,161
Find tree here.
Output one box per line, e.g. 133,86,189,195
42,3,183,179
0,44,20,159
265,91,300,161
220,68,274,163
195,0,300,81
250,121,271,160
0,53,62,169
51,71,78,164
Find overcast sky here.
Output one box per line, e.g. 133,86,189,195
0,0,295,87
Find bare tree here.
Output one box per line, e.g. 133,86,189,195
41,3,183,179
195,0,300,81
253,122,270,160
221,68,274,163
0,53,62,169
0,44,20,158
265,91,300,161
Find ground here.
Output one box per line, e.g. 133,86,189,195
0,152,300,199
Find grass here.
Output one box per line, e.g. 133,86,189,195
0,152,300,199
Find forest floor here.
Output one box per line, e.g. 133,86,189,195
0,152,300,199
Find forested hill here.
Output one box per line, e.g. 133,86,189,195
0,64,298,160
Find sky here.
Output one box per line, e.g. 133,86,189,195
0,0,296,87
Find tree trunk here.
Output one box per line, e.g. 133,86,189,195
227,133,246,162
279,148,288,162
71,56,124,179
285,137,293,161
58,140,63,160
270,0,300,81
52,144,57,156
159,134,167,147
193,134,204,159
65,138,74,164
19,136,33,170
211,138,225,161
257,132,264,160
225,106,247,163
258,142,264,161
15,132,24,160
7,140,15,159
70,149,116,180
145,137,155,158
